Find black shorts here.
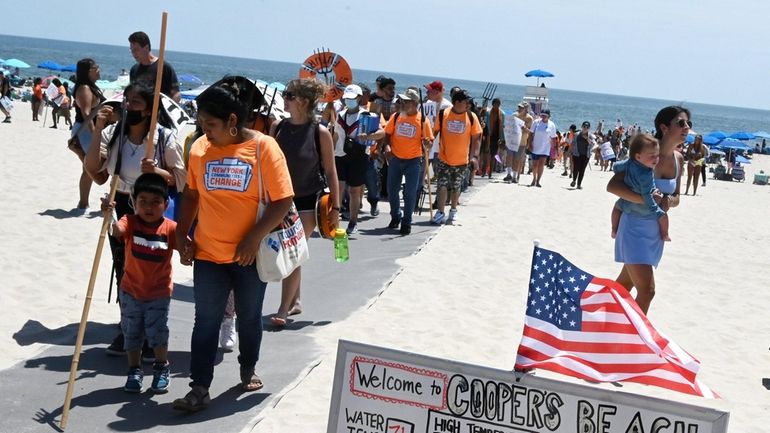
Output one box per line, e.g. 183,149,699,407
335,155,367,187
293,192,319,213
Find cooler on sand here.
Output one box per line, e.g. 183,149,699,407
732,163,745,182
754,170,768,185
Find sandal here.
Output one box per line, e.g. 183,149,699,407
172,385,210,412
240,366,264,392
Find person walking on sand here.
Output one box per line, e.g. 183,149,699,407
383,87,434,235
332,84,385,235
71,59,106,211
483,98,504,178
422,80,452,181
270,78,340,327
173,78,295,411
431,89,482,225
502,105,525,182
0,71,11,123
513,102,533,184
526,109,558,187
31,77,43,121
570,121,594,189
607,106,689,314
684,134,706,195
128,31,180,102
102,173,177,394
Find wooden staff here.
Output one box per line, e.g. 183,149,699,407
60,11,169,430
418,88,434,220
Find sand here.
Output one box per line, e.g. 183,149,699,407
1,100,768,432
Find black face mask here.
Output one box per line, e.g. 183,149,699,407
125,110,146,126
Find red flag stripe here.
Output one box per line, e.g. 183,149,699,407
524,316,645,343
517,345,692,376
514,356,709,397
522,326,656,354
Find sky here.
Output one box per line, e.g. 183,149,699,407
3,0,769,109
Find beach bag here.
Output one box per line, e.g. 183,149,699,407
0,96,13,112
254,136,310,282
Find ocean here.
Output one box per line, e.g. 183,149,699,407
2,33,769,138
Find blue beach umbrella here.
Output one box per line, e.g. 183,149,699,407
729,131,754,140
524,69,554,86
735,155,751,164
752,131,770,139
38,60,63,71
706,130,728,140
61,64,77,72
178,74,203,86
685,135,695,144
717,138,751,151
2,58,31,68
703,135,721,145
524,69,555,78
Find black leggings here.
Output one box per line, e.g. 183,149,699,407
108,192,133,299
700,163,707,185
572,155,589,186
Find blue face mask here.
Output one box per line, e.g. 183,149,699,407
344,99,359,109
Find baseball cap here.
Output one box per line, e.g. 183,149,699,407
451,89,470,103
423,80,444,92
342,84,363,99
397,87,420,103
541,109,551,116
517,101,528,109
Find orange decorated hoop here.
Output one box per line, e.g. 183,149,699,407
315,191,335,239
299,49,353,103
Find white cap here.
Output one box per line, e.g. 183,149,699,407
342,84,363,99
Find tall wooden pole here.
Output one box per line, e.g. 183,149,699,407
59,11,169,429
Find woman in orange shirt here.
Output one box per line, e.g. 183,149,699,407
173,77,294,412
31,78,43,121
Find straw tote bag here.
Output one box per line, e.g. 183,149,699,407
254,136,310,282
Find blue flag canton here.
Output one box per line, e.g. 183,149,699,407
525,247,593,330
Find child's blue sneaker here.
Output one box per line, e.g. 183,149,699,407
124,367,143,393
151,361,170,394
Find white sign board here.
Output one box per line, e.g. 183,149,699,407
328,340,729,433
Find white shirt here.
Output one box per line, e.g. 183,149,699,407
422,98,452,156
333,108,367,157
503,115,525,151
529,119,557,156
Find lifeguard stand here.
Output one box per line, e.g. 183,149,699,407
522,85,549,115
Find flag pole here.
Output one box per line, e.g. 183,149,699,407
59,11,169,429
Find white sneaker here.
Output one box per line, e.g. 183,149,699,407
219,317,236,352
431,211,446,225
446,209,458,224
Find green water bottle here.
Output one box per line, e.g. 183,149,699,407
334,228,349,263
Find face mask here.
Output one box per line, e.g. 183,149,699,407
125,110,146,126
344,99,359,110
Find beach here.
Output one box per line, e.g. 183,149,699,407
1,100,768,432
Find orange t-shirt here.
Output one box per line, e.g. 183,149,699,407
117,215,177,301
384,112,434,160
187,133,294,264
33,84,43,100
434,108,483,166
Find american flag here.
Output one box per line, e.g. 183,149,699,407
515,245,717,398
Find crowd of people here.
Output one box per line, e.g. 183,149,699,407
21,26,703,415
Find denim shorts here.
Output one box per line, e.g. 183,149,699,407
119,290,171,351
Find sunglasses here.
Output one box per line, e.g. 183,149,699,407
281,90,296,101
674,119,693,128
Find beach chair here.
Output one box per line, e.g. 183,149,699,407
731,163,745,182
713,164,728,180
753,170,768,185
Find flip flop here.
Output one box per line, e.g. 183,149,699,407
240,367,264,392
